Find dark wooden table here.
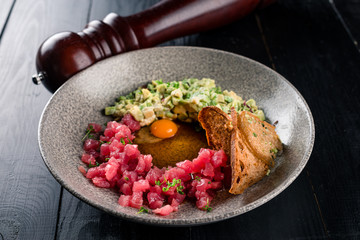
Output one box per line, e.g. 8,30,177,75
0,0,359,239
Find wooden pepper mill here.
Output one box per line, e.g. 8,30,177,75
32,0,275,92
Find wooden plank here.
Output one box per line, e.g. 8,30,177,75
332,0,360,50
57,190,190,240
191,173,327,240
89,0,161,20
56,1,327,240
257,0,360,238
0,0,91,239
0,0,15,40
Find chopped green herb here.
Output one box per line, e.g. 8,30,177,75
124,177,129,181
253,132,257,137
137,206,150,214
176,185,185,195
105,158,110,162
127,136,133,144
195,176,201,181
162,178,181,192
208,181,211,184
155,180,161,186
88,162,99,168
120,138,126,145
82,125,94,141
203,199,212,212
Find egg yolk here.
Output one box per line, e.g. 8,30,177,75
150,119,178,139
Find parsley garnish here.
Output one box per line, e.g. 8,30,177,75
176,185,185,195
253,132,257,137
195,176,201,181
124,177,129,181
88,162,99,168
162,179,181,192
127,136,133,144
203,199,212,212
137,206,150,214
82,125,94,141
120,138,126,145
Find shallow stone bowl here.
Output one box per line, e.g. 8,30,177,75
38,47,315,226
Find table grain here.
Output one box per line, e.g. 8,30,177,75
0,0,359,239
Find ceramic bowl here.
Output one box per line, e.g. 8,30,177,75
38,47,315,226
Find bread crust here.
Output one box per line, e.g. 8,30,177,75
198,106,233,156
198,106,282,195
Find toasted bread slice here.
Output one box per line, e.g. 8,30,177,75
229,108,269,194
198,106,233,156
198,106,282,195
237,111,282,167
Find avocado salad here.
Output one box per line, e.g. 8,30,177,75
105,78,265,126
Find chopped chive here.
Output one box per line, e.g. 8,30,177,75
88,162,99,168
203,199,212,212
82,125,94,141
137,206,150,214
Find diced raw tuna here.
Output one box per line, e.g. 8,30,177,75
105,159,120,181
153,205,174,216
211,149,227,167
195,178,213,192
213,167,224,182
145,167,163,185
201,162,215,177
81,120,230,216
133,179,150,192
192,148,212,172
130,191,143,209
147,192,164,209
78,166,87,176
124,144,140,160
83,139,100,152
121,113,141,132
118,195,131,207
120,183,132,195
81,153,96,165
88,123,102,133
114,124,132,140
100,143,110,156
86,165,106,179
176,160,195,174
92,177,111,188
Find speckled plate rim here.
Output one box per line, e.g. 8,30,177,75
38,46,315,226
